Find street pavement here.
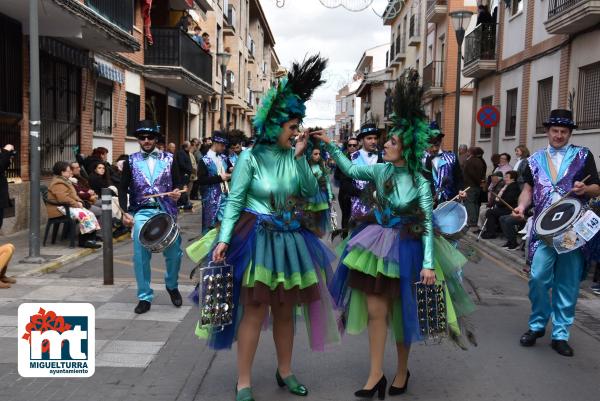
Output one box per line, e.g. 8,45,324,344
1,208,600,401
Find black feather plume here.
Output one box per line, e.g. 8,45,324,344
287,54,328,102
392,68,426,123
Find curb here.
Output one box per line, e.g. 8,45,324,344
17,233,132,277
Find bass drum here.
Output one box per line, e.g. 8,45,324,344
139,213,180,253
433,201,468,240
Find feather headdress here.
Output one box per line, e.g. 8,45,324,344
388,68,433,177
253,54,328,143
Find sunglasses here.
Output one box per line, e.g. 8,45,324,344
347,143,358,148
139,135,156,141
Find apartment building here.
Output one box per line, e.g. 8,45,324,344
334,81,362,141
467,0,600,159
354,44,390,131
203,0,281,136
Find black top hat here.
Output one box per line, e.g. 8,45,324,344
543,109,577,129
357,122,381,140
428,121,444,144
134,119,160,138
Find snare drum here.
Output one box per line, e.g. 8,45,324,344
139,212,180,253
534,198,585,251
433,201,468,240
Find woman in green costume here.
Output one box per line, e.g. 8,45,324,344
187,55,340,401
312,70,475,399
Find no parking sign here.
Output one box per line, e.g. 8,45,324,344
477,105,500,128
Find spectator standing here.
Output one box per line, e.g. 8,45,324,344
463,147,487,227
476,4,493,25
333,137,360,237
167,143,177,155
201,33,211,52
191,26,204,46
513,145,530,186
458,144,469,170
0,144,16,230
188,141,198,203
494,152,513,175
176,142,193,210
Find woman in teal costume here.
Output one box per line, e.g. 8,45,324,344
187,55,340,401
312,70,475,399
304,141,334,236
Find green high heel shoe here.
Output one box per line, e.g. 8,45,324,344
235,386,254,401
276,370,308,396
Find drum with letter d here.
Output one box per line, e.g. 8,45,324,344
433,201,468,240
139,212,180,253
534,198,600,253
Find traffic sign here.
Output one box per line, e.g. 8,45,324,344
477,105,500,128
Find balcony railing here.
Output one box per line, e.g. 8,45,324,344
427,0,448,12
85,0,134,33
548,0,584,17
390,42,395,60
464,23,497,65
423,61,444,91
145,28,213,84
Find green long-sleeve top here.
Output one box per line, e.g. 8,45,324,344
310,162,333,201
218,144,319,244
325,142,434,269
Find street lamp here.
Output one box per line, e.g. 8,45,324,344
449,10,473,155
217,51,231,131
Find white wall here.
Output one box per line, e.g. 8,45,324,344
353,95,362,132
366,44,390,72
125,138,140,155
459,94,473,147
528,51,561,152
497,66,523,155
502,5,525,59
532,0,553,45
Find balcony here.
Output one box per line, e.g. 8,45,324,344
391,37,406,66
463,23,497,78
408,14,421,46
545,0,600,34
423,61,444,99
426,0,448,24
0,0,138,52
144,28,213,96
247,35,255,62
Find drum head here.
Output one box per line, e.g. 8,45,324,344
140,213,173,245
535,198,582,236
433,201,468,235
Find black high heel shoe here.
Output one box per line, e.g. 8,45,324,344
354,375,387,400
389,370,410,396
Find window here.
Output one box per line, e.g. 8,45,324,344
505,88,518,137
535,78,553,134
126,92,140,137
480,96,493,139
94,82,112,135
511,0,523,16
577,62,600,130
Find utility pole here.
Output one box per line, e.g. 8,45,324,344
24,0,44,263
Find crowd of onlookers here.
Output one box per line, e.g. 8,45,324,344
177,12,211,54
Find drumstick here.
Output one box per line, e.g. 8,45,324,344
143,189,188,199
435,187,470,211
488,190,515,212
544,174,591,214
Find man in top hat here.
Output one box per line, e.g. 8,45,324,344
513,109,600,356
197,131,232,234
349,122,383,219
119,120,184,314
423,121,463,206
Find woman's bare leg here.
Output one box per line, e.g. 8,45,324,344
271,301,295,377
362,294,389,389
236,303,268,390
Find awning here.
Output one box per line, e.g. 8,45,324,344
94,61,124,84
39,37,90,68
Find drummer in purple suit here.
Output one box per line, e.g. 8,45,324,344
423,121,464,206
513,109,600,356
119,120,184,315
349,122,383,219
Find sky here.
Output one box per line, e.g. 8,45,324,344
260,0,390,128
